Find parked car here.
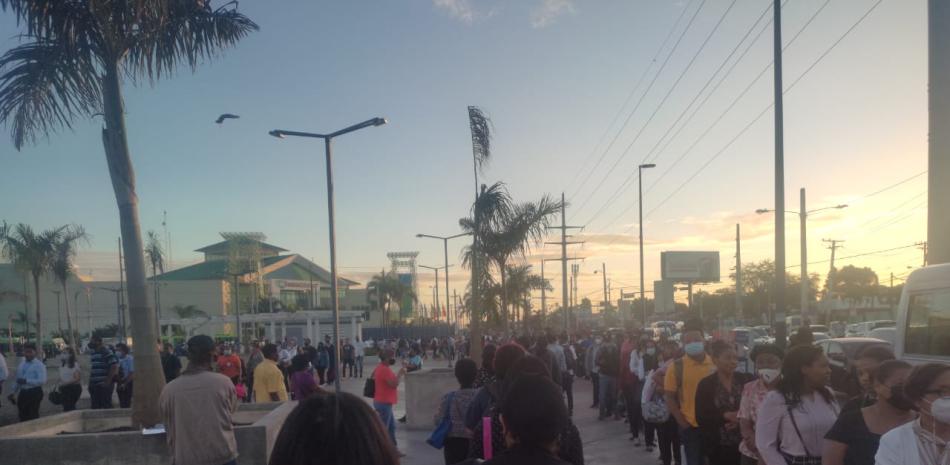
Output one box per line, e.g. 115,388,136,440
809,325,829,334
815,337,890,397
868,327,896,347
829,321,848,338
895,263,950,364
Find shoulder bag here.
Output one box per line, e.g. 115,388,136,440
426,392,455,449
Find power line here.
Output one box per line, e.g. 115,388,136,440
861,170,927,198
643,0,884,220
786,243,921,268
582,0,775,227
563,0,694,197
569,0,710,210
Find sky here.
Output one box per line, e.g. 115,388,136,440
0,0,930,310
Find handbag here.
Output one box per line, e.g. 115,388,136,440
235,382,247,399
426,392,454,449
48,386,62,405
363,375,375,398
641,371,670,423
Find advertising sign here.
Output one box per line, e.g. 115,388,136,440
661,251,721,283
654,280,675,315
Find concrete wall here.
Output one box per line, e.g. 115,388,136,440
0,402,295,465
404,367,458,431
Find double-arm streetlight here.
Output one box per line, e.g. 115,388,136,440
638,163,656,326
269,117,387,392
416,232,471,330
419,265,451,321
756,187,847,322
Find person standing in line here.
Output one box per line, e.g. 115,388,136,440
342,338,356,378
115,343,135,408
738,344,784,465
664,319,716,465
373,348,406,449
289,354,321,400
561,333,577,417
596,333,621,421
823,360,914,465
161,342,182,383
473,344,497,389
160,335,239,465
434,358,479,465
278,339,295,388
253,343,289,403
840,345,895,415
755,345,838,465
324,335,337,384
875,363,950,465
586,334,602,409
87,336,118,409
633,337,661,452
621,331,642,445
696,340,754,465
314,342,329,385
216,344,243,385
244,341,264,402
59,347,82,412
354,337,365,378
15,343,46,421
651,340,683,465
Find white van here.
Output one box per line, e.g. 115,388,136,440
894,263,950,364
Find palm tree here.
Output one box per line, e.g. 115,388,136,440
0,222,66,351
50,225,88,349
503,264,550,323
467,106,492,365
461,185,561,334
0,0,257,427
368,270,417,326
172,304,209,320
144,230,165,325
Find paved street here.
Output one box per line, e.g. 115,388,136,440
343,358,660,465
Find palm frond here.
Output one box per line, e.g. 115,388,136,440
468,106,492,170
0,39,102,149
0,0,99,49
145,230,165,274
127,0,259,80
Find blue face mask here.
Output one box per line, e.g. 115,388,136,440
684,342,705,356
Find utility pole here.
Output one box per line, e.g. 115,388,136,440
572,263,580,309
823,239,844,299
773,0,788,349
545,192,584,333
601,263,608,311
800,188,808,322
929,0,950,265
918,241,929,267
736,224,743,318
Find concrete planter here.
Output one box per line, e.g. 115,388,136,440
404,367,457,431
0,402,295,465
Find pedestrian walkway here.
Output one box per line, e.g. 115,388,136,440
338,358,661,465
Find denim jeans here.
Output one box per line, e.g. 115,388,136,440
679,426,704,465
598,374,617,418
374,401,397,446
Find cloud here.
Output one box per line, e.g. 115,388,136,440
433,0,477,23
530,0,575,28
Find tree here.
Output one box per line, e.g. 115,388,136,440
503,264,549,323
461,183,560,334
50,225,88,349
0,221,66,351
368,270,417,327
144,230,165,323
0,0,258,427
827,265,879,308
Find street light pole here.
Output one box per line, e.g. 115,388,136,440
800,188,808,322
269,117,387,393
416,232,471,331
420,265,448,321
639,163,656,327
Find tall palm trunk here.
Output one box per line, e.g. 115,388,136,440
62,282,75,349
31,271,41,351
101,60,164,427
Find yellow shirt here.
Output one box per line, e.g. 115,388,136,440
663,354,716,427
253,359,288,403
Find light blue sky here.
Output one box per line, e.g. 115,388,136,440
0,0,929,305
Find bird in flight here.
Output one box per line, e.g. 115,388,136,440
215,114,240,124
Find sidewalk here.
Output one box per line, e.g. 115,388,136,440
341,359,663,465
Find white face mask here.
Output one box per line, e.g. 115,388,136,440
758,368,781,384
929,396,950,424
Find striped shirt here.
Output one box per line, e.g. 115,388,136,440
89,347,117,385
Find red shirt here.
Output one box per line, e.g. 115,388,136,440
373,364,398,405
217,354,243,380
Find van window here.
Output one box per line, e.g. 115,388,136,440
905,289,950,358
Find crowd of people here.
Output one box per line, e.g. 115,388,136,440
3,321,950,465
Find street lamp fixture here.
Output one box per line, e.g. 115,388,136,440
268,116,387,393
415,232,471,331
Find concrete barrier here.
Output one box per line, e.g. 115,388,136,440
404,367,458,431
0,402,295,465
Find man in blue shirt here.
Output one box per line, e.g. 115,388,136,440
88,336,118,409
116,343,134,408
15,343,47,421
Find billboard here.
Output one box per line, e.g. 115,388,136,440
654,280,675,315
661,251,720,283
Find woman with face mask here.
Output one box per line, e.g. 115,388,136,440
738,344,784,465
823,360,914,465
755,345,838,465
696,340,755,465
875,363,950,465
631,338,660,450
